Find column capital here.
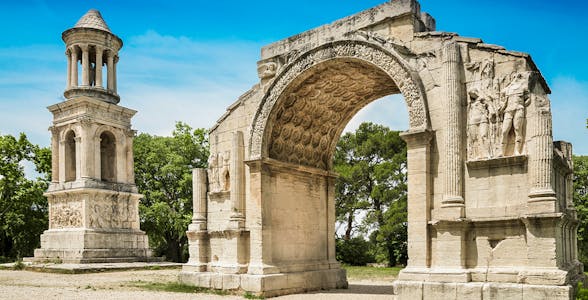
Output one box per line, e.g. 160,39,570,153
79,44,90,51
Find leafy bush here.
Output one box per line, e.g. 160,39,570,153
577,282,588,300
336,237,375,266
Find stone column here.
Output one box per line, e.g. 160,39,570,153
71,46,78,87
185,168,209,272
246,159,279,275
113,55,118,93
81,44,90,86
79,119,92,179
50,127,59,183
326,176,338,267
95,46,103,88
440,42,465,219
230,131,245,228
398,129,433,277
58,139,66,182
66,50,71,89
126,130,136,184
107,51,114,91
74,136,82,180
527,106,557,214
189,168,208,231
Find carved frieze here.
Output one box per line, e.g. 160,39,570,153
88,195,137,229
466,59,532,159
50,198,82,229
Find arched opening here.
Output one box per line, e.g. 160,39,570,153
245,41,431,290
100,131,116,182
334,96,409,266
256,56,422,270
64,130,77,182
267,59,399,170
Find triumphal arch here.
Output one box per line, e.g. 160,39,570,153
180,0,584,298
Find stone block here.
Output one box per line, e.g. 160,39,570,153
393,280,423,300
482,282,523,300
456,283,484,300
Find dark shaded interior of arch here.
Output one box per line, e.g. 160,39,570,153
100,131,116,182
268,59,399,170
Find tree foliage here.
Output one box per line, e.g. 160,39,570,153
133,122,209,262
573,155,588,267
0,133,50,260
334,122,407,266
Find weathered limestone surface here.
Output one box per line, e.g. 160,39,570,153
175,0,583,298
33,10,153,263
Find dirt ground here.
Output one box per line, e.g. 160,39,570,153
0,268,395,299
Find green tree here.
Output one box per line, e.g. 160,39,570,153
573,155,588,267
0,133,50,260
334,122,407,266
133,122,209,262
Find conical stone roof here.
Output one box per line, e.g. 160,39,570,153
74,9,111,32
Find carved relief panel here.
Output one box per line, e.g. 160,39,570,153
88,194,137,229
49,197,83,229
466,59,531,160
208,151,230,193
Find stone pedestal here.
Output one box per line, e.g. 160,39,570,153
34,187,152,263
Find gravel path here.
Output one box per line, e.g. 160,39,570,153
0,269,395,299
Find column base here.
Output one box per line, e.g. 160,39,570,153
393,280,577,300
179,267,347,297
33,228,153,263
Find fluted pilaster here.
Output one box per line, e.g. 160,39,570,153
441,42,465,217
230,131,245,228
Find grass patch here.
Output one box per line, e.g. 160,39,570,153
131,281,229,296
243,291,264,299
342,265,401,280
12,260,25,270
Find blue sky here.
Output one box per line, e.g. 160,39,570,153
0,0,586,154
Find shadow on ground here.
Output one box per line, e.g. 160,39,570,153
313,284,394,295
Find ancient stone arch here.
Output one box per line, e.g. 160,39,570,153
178,1,583,298
249,40,430,166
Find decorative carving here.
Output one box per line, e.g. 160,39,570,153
207,153,219,193
257,62,277,80
266,60,397,169
50,198,82,229
466,60,532,159
250,40,429,163
88,195,136,229
498,72,531,156
208,151,230,193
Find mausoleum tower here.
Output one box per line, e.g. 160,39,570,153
63,9,121,104
34,9,152,263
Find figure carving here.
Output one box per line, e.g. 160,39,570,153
257,62,277,80
466,60,532,159
467,88,490,159
498,72,531,156
51,200,82,228
208,153,220,193
220,151,230,191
